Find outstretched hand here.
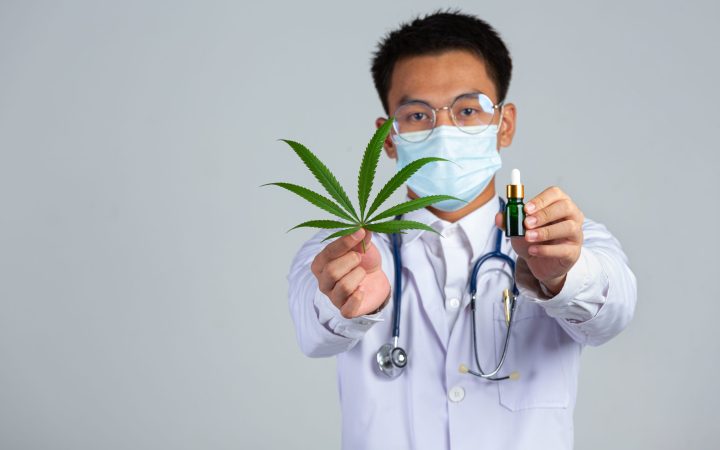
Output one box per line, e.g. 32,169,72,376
311,229,390,318
495,186,584,295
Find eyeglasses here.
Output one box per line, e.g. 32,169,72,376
391,92,503,143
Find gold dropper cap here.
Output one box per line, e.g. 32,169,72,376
506,184,524,198
506,168,524,198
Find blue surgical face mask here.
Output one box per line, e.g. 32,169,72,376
393,125,502,212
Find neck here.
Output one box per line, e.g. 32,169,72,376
407,177,497,223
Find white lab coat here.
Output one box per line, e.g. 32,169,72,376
287,195,637,450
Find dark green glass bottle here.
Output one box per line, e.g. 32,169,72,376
505,169,525,237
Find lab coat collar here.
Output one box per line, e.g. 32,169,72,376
401,194,502,262
392,194,503,350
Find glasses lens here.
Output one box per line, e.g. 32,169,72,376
393,102,434,142
451,93,497,134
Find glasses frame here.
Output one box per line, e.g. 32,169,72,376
391,92,504,143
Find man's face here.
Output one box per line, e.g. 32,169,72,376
376,49,516,159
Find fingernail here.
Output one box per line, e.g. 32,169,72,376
526,230,538,241
529,245,538,255
351,229,364,240
526,203,536,212
526,216,537,227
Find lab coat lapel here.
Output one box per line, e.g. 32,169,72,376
403,239,448,351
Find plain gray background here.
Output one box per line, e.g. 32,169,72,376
1,0,718,448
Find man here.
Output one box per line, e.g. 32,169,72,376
288,10,636,450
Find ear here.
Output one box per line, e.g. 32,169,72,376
497,103,517,150
376,117,397,159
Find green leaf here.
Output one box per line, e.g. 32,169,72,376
288,219,354,232
321,225,361,242
367,195,465,223
262,182,355,222
364,219,439,235
365,157,448,219
279,139,359,221
358,117,394,220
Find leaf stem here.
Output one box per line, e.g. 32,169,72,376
361,238,366,254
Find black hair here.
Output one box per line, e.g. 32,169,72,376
370,9,513,114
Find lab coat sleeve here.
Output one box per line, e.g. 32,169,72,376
287,229,390,358
515,218,637,346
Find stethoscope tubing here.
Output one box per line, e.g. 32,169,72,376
381,198,518,380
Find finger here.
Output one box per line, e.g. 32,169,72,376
527,243,578,263
495,212,505,230
313,228,366,272
524,186,566,215
340,286,365,319
525,198,574,229
330,266,366,305
318,251,362,293
524,219,582,244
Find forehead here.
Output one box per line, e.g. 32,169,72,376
387,49,497,112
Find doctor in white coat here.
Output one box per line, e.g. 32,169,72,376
288,10,637,450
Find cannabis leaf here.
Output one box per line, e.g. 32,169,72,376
263,117,464,251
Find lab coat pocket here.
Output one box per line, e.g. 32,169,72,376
493,301,570,411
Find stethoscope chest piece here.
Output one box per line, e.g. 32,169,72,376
376,343,407,378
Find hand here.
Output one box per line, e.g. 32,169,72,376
495,186,584,295
310,228,390,318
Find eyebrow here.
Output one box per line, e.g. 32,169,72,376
396,90,488,108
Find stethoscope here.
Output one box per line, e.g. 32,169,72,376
376,198,521,381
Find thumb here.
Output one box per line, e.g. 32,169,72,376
351,229,373,253
354,231,382,272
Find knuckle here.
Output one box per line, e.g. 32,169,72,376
539,207,551,223
339,302,352,318
310,256,322,276
556,198,569,214
540,227,551,241
571,221,581,235
342,277,360,298
318,276,332,294
334,280,352,299
330,239,350,256
572,218,582,231
341,295,361,319
325,264,341,283
565,246,574,258
560,248,577,268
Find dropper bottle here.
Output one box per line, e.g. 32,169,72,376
505,169,525,237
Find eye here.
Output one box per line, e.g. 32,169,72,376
459,107,478,117
406,112,429,122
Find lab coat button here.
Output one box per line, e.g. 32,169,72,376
447,297,460,309
448,386,465,402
